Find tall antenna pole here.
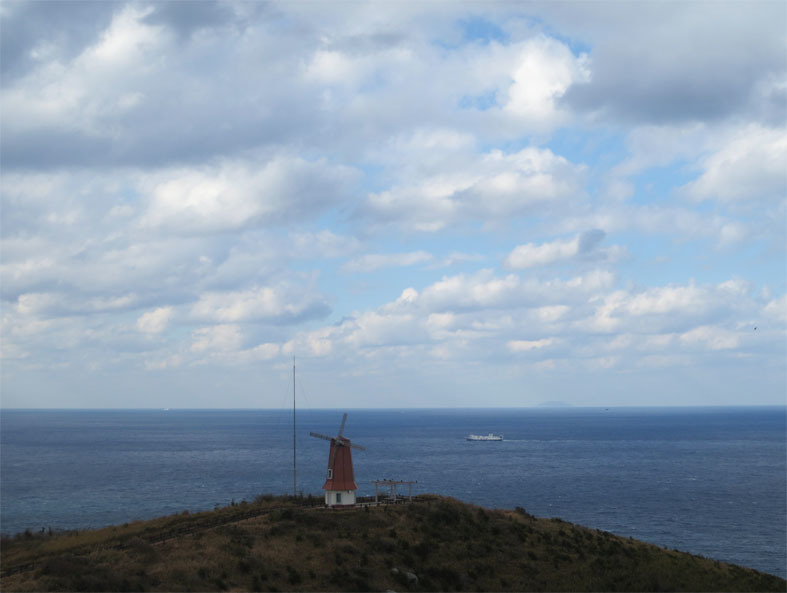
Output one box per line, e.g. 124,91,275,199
292,357,296,498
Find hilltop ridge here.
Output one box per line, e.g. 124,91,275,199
2,494,784,592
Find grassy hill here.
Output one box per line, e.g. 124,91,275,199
2,494,784,592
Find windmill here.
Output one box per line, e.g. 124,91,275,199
310,413,365,507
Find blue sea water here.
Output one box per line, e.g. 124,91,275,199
1,407,784,578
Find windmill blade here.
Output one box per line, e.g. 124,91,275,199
310,432,333,442
337,413,348,438
348,442,366,451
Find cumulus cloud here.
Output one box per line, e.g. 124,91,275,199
2,5,166,159
684,125,787,203
1,4,590,169
505,238,578,268
140,157,358,234
2,3,316,168
136,307,174,334
578,280,765,336
364,146,586,231
419,268,615,313
190,283,331,324
626,284,708,316
502,35,589,125
504,229,624,268
271,269,780,386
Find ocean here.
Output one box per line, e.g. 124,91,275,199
1,407,784,578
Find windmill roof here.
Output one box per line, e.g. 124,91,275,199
322,438,357,491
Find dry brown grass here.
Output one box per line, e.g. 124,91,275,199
2,495,784,592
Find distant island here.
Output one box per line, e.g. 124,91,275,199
2,494,783,592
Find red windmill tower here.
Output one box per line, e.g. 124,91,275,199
309,413,365,507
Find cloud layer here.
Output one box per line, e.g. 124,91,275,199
1,1,784,408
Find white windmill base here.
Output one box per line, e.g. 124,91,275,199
325,489,356,507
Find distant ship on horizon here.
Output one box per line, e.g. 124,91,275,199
466,433,503,441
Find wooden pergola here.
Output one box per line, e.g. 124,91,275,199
372,479,418,503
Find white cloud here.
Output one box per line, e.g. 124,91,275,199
87,5,159,66
679,326,740,351
420,268,615,313
388,128,476,155
272,269,778,384
625,284,707,316
503,35,590,125
505,229,621,268
280,268,616,365
718,222,748,246
190,283,330,324
16,293,59,315
191,324,243,353
506,237,579,268
535,305,570,322
365,146,586,231
684,124,787,203
196,340,283,367
284,326,337,358
248,342,280,361
344,311,426,349
585,121,783,249
341,251,432,273
763,295,787,323
304,50,356,84
136,306,174,334
1,256,58,291
507,338,557,352
577,279,767,339
140,157,357,234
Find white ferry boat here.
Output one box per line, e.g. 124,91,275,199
466,433,503,441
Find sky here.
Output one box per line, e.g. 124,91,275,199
1,1,785,409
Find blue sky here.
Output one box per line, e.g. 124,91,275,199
1,1,785,408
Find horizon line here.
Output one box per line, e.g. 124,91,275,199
2,404,785,411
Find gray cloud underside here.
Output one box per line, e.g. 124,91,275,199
0,1,118,82
543,1,787,124
3,1,784,170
